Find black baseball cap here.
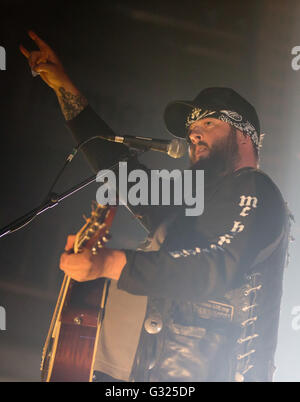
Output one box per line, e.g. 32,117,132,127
164,87,260,141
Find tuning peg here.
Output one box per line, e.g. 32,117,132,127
102,234,111,243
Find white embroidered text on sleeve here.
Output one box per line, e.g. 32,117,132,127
169,194,259,258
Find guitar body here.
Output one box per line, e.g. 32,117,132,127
41,204,116,382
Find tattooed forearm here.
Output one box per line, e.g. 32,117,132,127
57,87,88,121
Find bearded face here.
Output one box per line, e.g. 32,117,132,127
187,119,239,176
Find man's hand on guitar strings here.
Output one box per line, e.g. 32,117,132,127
59,235,127,282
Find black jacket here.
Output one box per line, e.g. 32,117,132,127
67,105,291,382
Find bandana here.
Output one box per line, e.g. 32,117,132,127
186,108,260,149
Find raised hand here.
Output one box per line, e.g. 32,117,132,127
20,30,70,91
20,31,88,120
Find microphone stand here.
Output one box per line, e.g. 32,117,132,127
0,149,149,240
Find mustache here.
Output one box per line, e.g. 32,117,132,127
189,141,208,149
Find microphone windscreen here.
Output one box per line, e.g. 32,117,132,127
168,139,187,158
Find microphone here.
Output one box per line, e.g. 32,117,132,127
99,134,187,159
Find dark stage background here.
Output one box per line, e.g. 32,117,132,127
1,0,300,381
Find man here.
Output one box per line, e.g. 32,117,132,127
20,31,291,382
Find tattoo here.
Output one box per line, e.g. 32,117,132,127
57,87,88,121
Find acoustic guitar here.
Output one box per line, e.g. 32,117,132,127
40,202,117,382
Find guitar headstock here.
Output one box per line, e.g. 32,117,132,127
74,202,117,255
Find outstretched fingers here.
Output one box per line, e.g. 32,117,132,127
19,44,30,59
28,30,52,52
